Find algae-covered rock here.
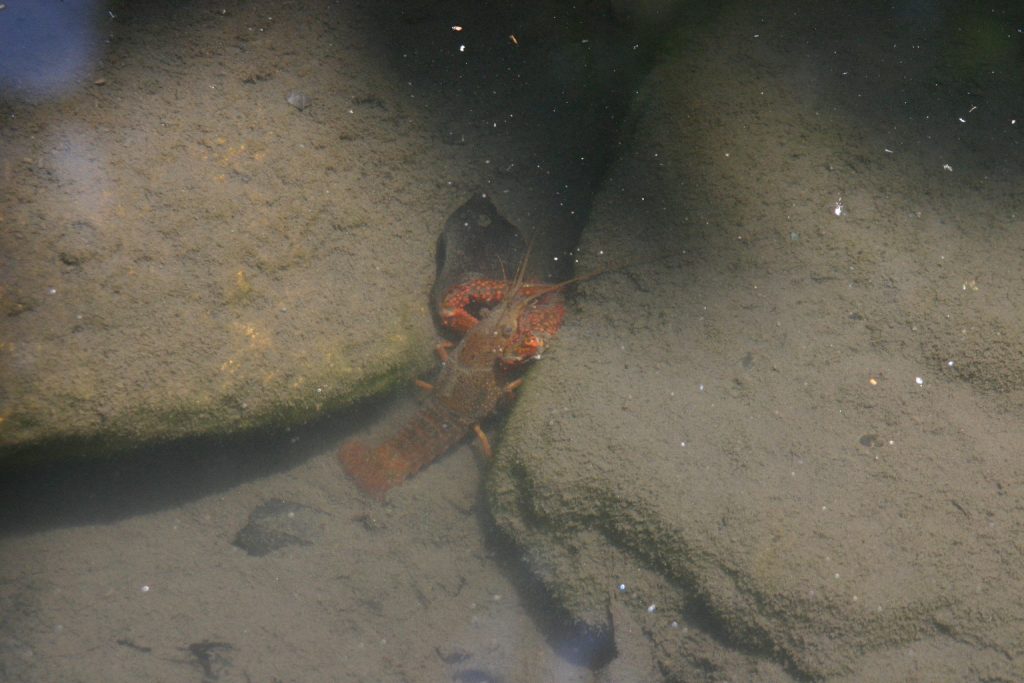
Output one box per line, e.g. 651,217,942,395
0,1,450,461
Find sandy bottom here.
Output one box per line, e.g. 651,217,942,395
0,395,601,682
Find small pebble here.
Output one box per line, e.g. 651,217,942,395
286,91,311,111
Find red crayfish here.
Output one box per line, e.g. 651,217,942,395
338,260,570,497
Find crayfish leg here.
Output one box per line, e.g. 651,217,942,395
473,424,493,459
504,378,523,397
434,340,453,363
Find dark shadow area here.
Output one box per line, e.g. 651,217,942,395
475,490,616,672
353,0,683,263
0,395,395,538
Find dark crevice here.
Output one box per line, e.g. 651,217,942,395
355,0,686,265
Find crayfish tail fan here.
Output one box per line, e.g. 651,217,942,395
338,403,472,497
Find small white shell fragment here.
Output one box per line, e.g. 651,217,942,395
286,91,311,111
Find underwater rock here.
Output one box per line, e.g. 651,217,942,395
0,1,447,461
431,194,530,316
233,499,326,557
488,6,1024,680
